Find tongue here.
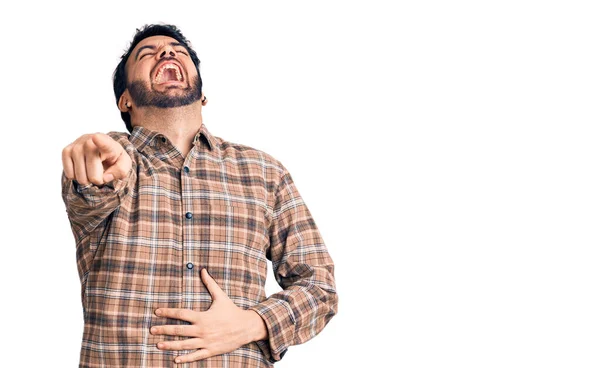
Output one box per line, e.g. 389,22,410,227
162,69,179,82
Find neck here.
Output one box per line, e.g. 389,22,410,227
130,100,203,157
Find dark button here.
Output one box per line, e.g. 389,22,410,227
124,187,129,194
185,212,193,219
183,166,190,173
161,137,167,143
186,262,194,269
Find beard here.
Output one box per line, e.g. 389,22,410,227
127,75,202,108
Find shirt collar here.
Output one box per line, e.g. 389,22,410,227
129,123,217,152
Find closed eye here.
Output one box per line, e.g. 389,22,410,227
141,51,186,58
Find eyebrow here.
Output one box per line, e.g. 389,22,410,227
135,42,187,60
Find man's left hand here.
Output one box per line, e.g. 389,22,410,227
150,268,268,364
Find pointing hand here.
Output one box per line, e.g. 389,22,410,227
62,133,132,185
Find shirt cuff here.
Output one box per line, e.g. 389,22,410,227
249,298,296,363
72,166,134,204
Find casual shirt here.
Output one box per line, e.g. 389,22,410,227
61,123,338,367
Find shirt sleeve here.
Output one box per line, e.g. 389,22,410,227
61,163,136,245
248,164,338,363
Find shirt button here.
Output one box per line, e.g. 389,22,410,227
185,212,193,219
183,166,190,173
161,137,167,143
186,262,194,269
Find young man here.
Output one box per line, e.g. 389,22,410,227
61,24,338,367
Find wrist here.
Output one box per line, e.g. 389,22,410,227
244,309,268,343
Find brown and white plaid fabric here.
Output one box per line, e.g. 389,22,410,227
61,123,338,367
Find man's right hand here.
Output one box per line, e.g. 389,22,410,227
62,133,132,186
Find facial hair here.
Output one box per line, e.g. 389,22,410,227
127,75,202,108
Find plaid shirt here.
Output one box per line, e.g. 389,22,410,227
61,123,338,367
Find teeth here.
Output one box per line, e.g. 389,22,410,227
155,63,183,83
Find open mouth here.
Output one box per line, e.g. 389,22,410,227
154,62,184,85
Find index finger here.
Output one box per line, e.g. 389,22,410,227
155,308,197,323
91,134,118,154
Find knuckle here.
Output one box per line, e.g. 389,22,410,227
71,142,83,154
61,145,72,158
83,139,96,152
181,341,192,350
71,144,83,155
74,134,89,144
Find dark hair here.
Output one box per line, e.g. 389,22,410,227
112,24,202,133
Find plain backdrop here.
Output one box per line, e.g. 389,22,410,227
1,1,599,367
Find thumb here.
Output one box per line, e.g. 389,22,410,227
201,268,226,302
102,149,132,182
103,173,114,182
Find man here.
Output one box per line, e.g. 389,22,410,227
61,24,338,367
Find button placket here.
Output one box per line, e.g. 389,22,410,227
181,158,198,318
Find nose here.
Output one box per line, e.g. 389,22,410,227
160,50,175,58
158,44,176,59
160,49,176,58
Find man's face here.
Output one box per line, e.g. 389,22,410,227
124,35,202,108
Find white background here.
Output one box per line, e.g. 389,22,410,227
1,1,599,367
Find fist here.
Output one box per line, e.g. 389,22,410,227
62,133,132,186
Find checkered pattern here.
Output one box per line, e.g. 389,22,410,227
61,123,338,367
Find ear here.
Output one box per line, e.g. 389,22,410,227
201,92,208,106
118,91,132,113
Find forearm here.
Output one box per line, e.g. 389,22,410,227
62,166,135,243
247,267,338,362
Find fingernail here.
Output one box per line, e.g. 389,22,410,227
175,358,181,363
155,309,162,316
